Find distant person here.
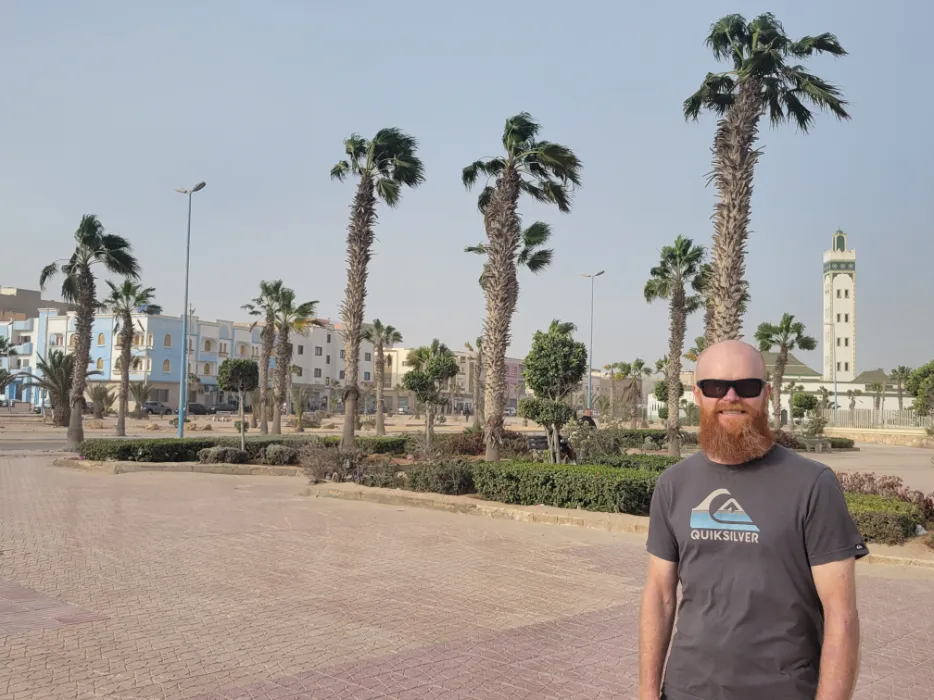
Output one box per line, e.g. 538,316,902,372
639,340,865,700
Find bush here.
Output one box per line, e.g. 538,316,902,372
315,436,407,455
835,471,934,527
446,429,485,456
407,460,475,495
360,461,405,488
844,493,920,545
772,430,804,449
828,437,855,449
234,421,248,433
473,461,658,515
262,444,299,465
197,446,249,464
585,454,679,471
169,417,192,427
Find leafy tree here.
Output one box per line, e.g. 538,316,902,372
464,337,484,429
401,340,458,452
518,320,587,463
685,13,848,341
645,234,706,455
754,313,817,429
362,319,403,435
817,386,835,411
905,361,934,415
23,351,101,427
889,365,913,411
272,288,319,434
243,280,284,435
218,359,259,451
0,337,18,367
86,384,115,419
40,214,140,448
465,220,555,289
463,113,581,461
845,388,861,412
101,280,161,436
332,128,425,451
129,381,152,418
791,392,818,419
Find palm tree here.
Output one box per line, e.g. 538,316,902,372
685,14,848,341
645,235,706,456
683,337,709,364
243,280,284,435
0,369,15,398
465,220,555,289
249,387,261,428
129,381,152,417
23,351,101,427
101,280,161,436
331,128,425,451
464,337,484,429
361,319,403,436
86,384,115,419
889,366,912,411
867,383,885,423
629,359,654,428
291,387,310,432
846,388,861,412
463,113,581,460
272,288,319,434
754,313,817,429
40,215,139,448
0,337,18,368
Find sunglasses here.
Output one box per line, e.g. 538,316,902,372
696,378,765,399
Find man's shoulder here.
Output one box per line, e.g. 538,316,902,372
769,444,832,480
657,451,709,486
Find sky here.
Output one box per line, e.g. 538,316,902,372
3,0,931,374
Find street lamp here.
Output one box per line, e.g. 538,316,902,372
174,181,206,438
582,270,605,412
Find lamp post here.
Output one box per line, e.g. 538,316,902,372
174,181,206,438
582,270,605,413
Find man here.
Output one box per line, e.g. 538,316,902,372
639,340,866,700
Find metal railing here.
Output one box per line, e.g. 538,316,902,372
821,408,933,429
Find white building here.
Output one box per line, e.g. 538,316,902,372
823,229,856,382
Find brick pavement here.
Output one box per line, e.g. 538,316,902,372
0,456,933,699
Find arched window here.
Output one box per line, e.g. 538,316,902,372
69,334,77,347
148,334,153,347
131,357,142,370
133,334,141,347
97,333,105,346
203,363,212,375
205,340,213,352
163,359,171,373
96,358,104,370
114,357,122,373
164,334,172,348
239,343,247,357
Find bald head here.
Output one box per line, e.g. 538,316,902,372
696,340,767,382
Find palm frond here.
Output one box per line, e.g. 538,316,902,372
521,249,553,273
464,243,488,255
375,178,401,207
330,160,351,182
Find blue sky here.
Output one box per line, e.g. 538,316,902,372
3,0,930,373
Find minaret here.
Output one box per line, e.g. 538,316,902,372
822,230,856,382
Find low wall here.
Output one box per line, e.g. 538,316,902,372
53,458,304,477
824,427,934,449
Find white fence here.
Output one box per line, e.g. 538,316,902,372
821,408,933,430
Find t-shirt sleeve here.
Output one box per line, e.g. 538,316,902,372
805,469,868,566
646,478,679,563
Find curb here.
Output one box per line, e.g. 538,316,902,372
305,483,934,570
52,457,303,478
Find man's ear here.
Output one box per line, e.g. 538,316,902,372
693,384,703,405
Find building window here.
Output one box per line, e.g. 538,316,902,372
364,352,372,362
339,370,345,380
844,362,849,371
340,349,346,359
314,346,323,356
837,362,841,371
297,345,304,355
133,334,142,347
836,337,841,347
844,289,849,299
326,355,330,365
363,371,371,381
836,313,841,322
204,340,213,352
146,358,151,371
204,363,212,375
163,359,171,372
313,368,322,378
96,358,104,370
131,358,142,371
164,334,172,348
327,334,331,343
844,337,849,347
844,313,849,322
97,333,105,346
148,334,154,347
69,334,77,347
219,342,228,355
836,290,841,298
152,389,169,402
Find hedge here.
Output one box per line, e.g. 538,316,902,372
473,461,658,515
844,493,921,545
585,454,679,471
79,435,407,462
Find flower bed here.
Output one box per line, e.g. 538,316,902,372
843,493,921,545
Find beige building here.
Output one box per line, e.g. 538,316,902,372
0,287,73,322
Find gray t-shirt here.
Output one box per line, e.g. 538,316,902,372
647,445,867,700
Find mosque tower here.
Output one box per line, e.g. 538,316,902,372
822,230,856,382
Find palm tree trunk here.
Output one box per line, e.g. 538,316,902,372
897,381,904,411
705,80,764,343
259,326,273,434
238,388,246,451
666,288,687,457
67,269,94,449
272,332,289,435
340,179,377,452
482,165,522,461
771,347,788,430
471,350,481,430
425,406,433,452
116,315,132,437
374,344,386,436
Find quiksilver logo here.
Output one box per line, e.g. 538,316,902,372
690,488,760,544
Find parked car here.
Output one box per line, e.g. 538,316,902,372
209,402,239,414
143,401,174,416
397,407,410,415
505,407,516,417
185,403,208,415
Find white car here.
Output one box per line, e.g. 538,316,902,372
505,407,516,417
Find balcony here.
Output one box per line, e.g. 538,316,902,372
13,342,33,355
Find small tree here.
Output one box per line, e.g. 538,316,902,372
86,384,115,419
129,381,152,418
791,392,818,419
401,340,458,452
218,359,259,451
906,361,934,416
518,320,588,463
291,387,310,432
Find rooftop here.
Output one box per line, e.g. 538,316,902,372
762,351,821,378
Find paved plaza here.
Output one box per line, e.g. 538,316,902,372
1,456,933,699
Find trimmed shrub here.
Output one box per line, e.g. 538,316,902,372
585,455,680,471
234,421,249,433
360,461,405,489
407,460,475,495
315,436,407,455
828,437,855,449
835,471,934,527
844,493,920,545
262,444,299,465
772,431,804,449
197,446,249,464
473,461,658,515
446,430,485,456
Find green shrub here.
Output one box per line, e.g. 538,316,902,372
197,446,249,464
234,421,248,433
844,493,920,545
828,437,855,449
360,461,405,488
446,430,485,456
585,454,679,471
473,461,658,515
168,416,192,427
407,461,475,495
316,436,407,455
262,444,298,465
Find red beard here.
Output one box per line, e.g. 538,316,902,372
698,400,775,464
